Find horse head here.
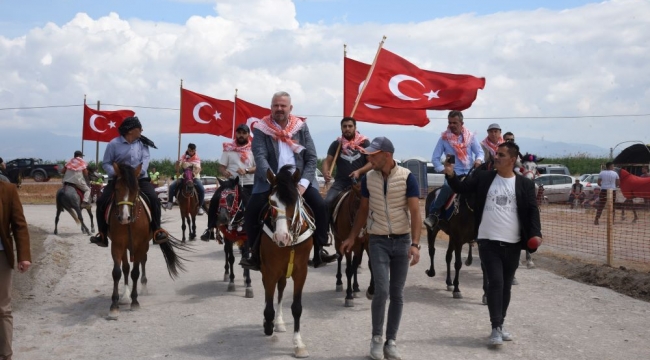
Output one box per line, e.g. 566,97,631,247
266,165,305,247
216,176,245,228
112,162,142,225
520,153,542,180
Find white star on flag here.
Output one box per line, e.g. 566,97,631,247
108,121,116,128
425,90,440,100
214,111,222,121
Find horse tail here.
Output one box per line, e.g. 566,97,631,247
158,234,191,279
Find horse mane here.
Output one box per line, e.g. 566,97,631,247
117,163,139,193
275,165,298,206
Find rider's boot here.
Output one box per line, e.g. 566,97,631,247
239,241,261,271
311,242,339,268
423,210,441,230
89,232,108,247
200,228,215,241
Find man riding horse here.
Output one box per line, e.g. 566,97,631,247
89,116,169,247
60,150,92,209
165,143,205,215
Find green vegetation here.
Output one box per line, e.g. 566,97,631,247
540,153,609,175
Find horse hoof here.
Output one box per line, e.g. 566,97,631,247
512,278,519,285
527,261,535,269
294,346,309,358
447,285,454,291
245,288,254,298
54,230,58,235
425,269,435,278
353,291,361,298
453,291,463,299
275,323,286,333
344,299,354,307
482,295,487,305
465,259,473,266
130,303,140,311
223,274,230,282
336,285,343,292
107,310,119,320
227,283,236,292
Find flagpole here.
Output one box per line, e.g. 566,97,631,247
232,89,238,139
177,79,183,178
81,95,86,153
95,100,100,168
350,35,386,117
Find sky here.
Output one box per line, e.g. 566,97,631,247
1,0,649,163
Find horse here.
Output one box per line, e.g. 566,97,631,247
424,176,477,299
177,165,199,241
330,179,370,307
54,184,94,235
107,162,186,320
214,176,253,298
260,165,314,358
617,168,650,223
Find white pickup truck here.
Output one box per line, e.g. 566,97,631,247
426,162,445,188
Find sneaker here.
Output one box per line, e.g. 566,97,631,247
198,207,205,215
500,327,513,341
369,335,384,360
383,339,402,360
423,213,439,230
488,327,503,347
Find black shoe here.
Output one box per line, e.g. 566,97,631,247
239,255,260,271
423,212,440,230
153,229,169,244
89,233,108,247
312,249,339,268
200,228,213,241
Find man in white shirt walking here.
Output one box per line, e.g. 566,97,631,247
594,161,620,225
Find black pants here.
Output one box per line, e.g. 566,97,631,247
478,240,521,329
595,189,616,220
96,179,162,235
207,184,253,229
243,185,328,250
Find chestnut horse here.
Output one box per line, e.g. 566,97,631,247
330,179,370,307
178,166,199,241
215,177,253,298
260,165,314,358
618,169,650,222
107,163,186,320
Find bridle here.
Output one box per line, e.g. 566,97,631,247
264,190,315,247
218,186,245,230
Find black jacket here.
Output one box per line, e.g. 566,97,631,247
446,170,543,253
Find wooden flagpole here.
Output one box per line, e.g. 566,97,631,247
81,95,86,153
176,79,183,179
349,35,386,118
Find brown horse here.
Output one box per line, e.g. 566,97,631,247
178,166,199,241
107,163,186,320
331,180,370,307
617,169,650,223
260,165,314,358
215,177,253,298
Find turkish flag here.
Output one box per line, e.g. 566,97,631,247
181,88,235,137
358,48,486,110
82,105,136,142
234,97,269,137
345,57,429,127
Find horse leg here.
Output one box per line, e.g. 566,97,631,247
452,243,463,299
263,281,277,336
344,254,355,307
526,249,535,269
366,254,375,300
227,243,236,292
275,278,287,333
109,262,122,320
335,249,343,292
633,208,638,223
76,208,90,235
425,228,438,277
445,243,454,291
465,242,473,266
223,241,231,282
140,255,148,295
119,259,131,305
292,271,309,358
54,207,62,235
130,261,141,310
352,249,362,296
189,214,197,240
181,216,187,242
86,208,95,234
244,269,254,299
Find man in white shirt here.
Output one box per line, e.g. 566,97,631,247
594,161,620,225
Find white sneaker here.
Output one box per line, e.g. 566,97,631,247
488,327,503,347
383,339,402,360
500,326,513,341
198,207,205,215
369,335,384,360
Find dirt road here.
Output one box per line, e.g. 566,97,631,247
10,205,650,359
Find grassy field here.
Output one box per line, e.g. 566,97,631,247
17,180,60,205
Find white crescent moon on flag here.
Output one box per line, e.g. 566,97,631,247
193,102,212,124
246,117,260,131
389,74,423,101
89,114,107,133
358,80,381,110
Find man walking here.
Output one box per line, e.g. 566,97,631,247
594,161,620,225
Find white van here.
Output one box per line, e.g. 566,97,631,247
537,164,571,175
426,162,445,188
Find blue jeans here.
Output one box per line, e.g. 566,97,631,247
369,234,411,340
169,179,205,207
477,240,521,329
429,178,452,214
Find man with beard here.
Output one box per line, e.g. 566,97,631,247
239,91,338,270
200,124,255,241
424,110,484,230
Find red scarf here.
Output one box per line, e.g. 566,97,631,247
480,136,504,157
338,131,368,155
223,140,252,163
441,127,474,167
255,114,305,153
179,152,201,166
65,157,87,171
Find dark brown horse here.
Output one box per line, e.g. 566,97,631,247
424,178,477,299
107,163,186,320
215,177,253,298
331,180,370,307
260,165,313,358
177,166,199,241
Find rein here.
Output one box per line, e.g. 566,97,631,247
263,194,315,247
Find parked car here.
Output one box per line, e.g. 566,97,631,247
537,164,571,176
580,174,600,197
534,174,576,203
5,158,60,184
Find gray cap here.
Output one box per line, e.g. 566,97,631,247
362,137,395,154
487,123,501,131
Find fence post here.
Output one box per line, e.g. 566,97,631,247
606,189,614,266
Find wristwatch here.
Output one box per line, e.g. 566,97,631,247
411,243,421,250
245,168,250,174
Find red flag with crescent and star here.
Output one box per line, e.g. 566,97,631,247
358,48,486,111
82,105,136,142
344,56,429,127
234,97,270,138
180,88,235,136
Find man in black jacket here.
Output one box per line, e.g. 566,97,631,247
442,141,542,348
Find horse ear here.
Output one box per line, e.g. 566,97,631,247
266,169,275,185
135,163,143,176
293,168,301,183
112,162,120,177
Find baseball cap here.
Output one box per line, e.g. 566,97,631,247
487,123,501,131
74,150,84,157
236,124,250,133
362,137,395,155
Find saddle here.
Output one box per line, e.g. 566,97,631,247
63,182,85,206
